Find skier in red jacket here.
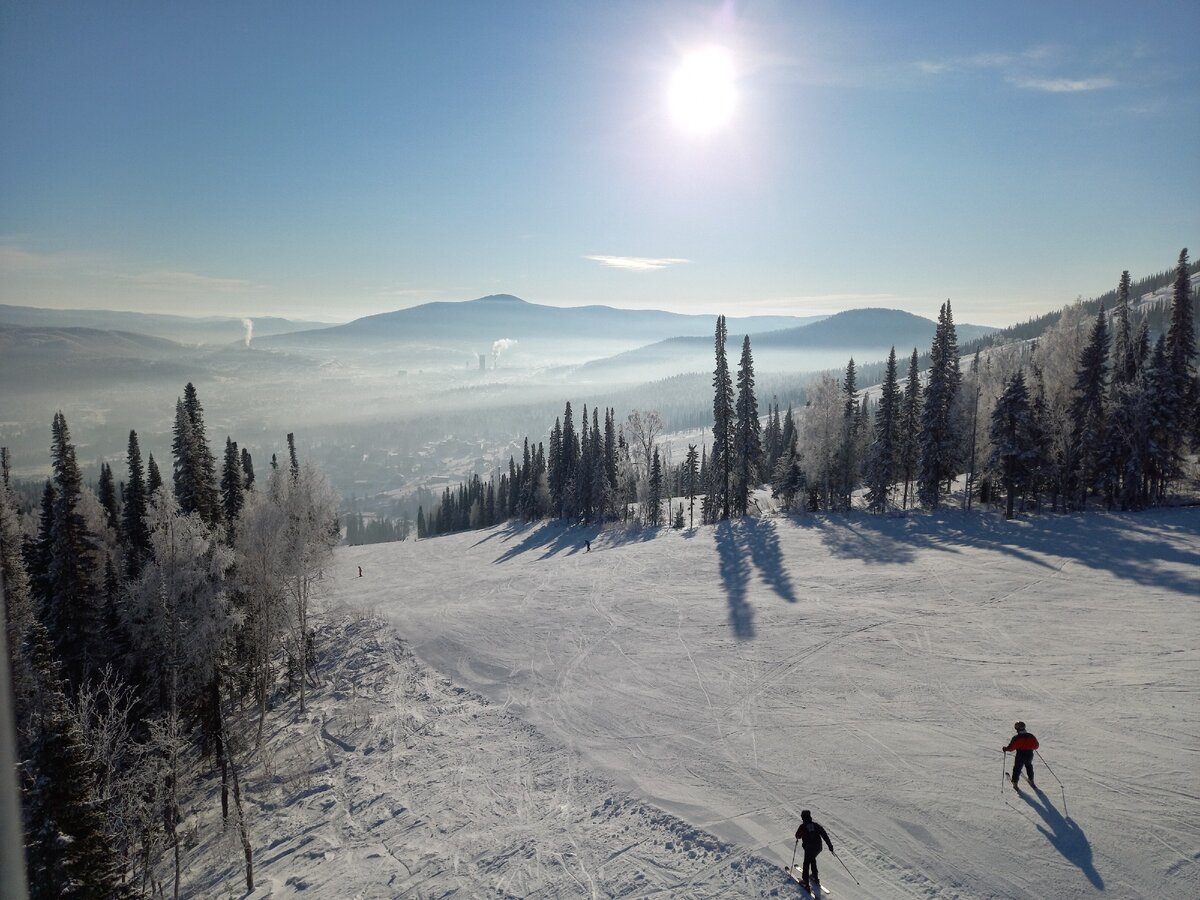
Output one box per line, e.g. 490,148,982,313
1003,721,1040,791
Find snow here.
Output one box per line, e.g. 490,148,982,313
181,507,1199,898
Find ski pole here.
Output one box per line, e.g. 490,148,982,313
1035,750,1067,813
1001,750,1007,795
832,850,860,886
789,838,798,874
820,826,862,886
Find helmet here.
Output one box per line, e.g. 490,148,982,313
801,810,812,821
1014,721,1026,731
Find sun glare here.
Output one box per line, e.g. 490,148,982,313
668,46,736,136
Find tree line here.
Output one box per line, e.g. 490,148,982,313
420,249,1196,533
2,384,340,898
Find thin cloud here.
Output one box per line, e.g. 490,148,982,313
116,269,258,292
1008,75,1116,93
585,255,689,272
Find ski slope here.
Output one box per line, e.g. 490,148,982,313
330,507,1200,899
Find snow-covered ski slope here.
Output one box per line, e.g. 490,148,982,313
332,508,1200,899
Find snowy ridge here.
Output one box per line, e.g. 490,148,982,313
176,612,796,897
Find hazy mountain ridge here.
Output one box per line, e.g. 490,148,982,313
257,293,825,359
0,303,331,345
579,307,997,380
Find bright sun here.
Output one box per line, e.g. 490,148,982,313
668,46,736,136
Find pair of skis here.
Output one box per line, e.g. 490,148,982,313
784,865,830,896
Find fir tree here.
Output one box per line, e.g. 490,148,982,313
1070,305,1110,508
837,357,859,509
97,462,121,537
240,447,255,489
709,316,734,521
684,443,699,530
647,446,663,527
147,452,163,495
917,303,962,509
222,437,245,529
181,383,222,527
989,370,1041,518
865,347,900,513
123,430,151,578
733,335,763,517
46,412,103,685
897,349,923,510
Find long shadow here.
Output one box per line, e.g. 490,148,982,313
742,517,797,603
715,521,754,639
780,507,1200,599
1021,791,1104,889
492,521,588,563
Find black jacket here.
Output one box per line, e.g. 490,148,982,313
795,820,833,853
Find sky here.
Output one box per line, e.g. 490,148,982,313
1,0,1197,327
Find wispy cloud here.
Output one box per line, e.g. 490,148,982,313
115,269,258,292
915,44,1117,94
1007,75,1116,93
585,255,689,272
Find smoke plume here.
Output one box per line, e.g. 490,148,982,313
491,338,517,366
242,318,254,348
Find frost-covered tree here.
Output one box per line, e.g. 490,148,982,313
683,443,699,529
646,446,663,527
799,373,841,510
835,357,860,509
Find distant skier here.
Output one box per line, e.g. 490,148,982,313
585,540,591,552
1003,720,1039,791
794,809,834,891
357,565,363,577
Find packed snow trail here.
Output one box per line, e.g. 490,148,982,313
333,508,1200,899
174,613,797,897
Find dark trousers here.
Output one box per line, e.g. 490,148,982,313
802,846,821,884
1012,749,1034,784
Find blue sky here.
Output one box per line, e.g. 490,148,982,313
1,1,1197,325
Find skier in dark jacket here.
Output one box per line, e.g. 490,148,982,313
794,809,834,891
1003,720,1039,791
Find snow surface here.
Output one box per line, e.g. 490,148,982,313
177,507,1199,898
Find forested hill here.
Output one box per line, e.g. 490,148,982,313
963,260,1200,356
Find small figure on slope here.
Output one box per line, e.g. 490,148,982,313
795,809,834,892
1003,720,1039,791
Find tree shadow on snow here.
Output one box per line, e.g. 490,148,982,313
714,518,798,640
490,521,653,563
779,507,1200,599
1021,791,1104,889
715,521,754,640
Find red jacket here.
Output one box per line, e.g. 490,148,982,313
1004,732,1039,752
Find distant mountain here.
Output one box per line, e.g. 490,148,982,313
257,294,826,368
0,304,331,345
580,307,996,380
0,323,321,390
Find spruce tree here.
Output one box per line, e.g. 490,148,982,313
709,316,734,521
147,452,163,495
647,446,663,527
46,412,103,685
897,349,923,509
733,335,763,517
684,443,699,530
181,383,222,526
222,437,245,529
589,407,608,522
917,302,962,509
865,347,900,513
97,462,121,537
989,370,1039,519
240,447,255,489
1070,305,1110,508
123,430,151,578
837,358,859,509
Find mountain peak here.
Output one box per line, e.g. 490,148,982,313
471,294,526,304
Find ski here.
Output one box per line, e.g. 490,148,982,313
784,866,830,896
